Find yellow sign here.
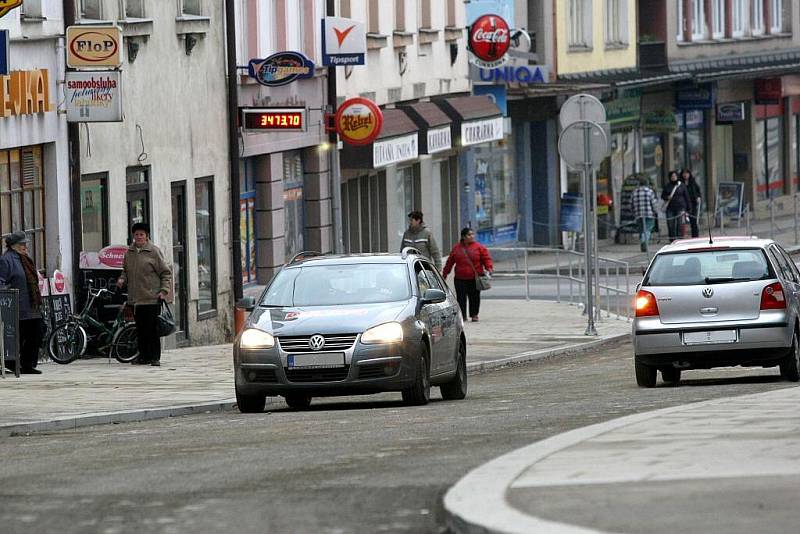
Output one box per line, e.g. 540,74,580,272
0,1,22,19
66,26,122,68
0,69,54,118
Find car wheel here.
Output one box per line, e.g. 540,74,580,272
236,387,266,414
635,357,657,388
779,331,800,382
440,339,467,401
284,393,312,410
661,367,681,385
402,345,430,406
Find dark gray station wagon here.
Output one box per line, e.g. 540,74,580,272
233,251,467,412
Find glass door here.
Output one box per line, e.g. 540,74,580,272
171,183,188,342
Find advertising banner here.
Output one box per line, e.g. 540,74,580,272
66,26,122,68
321,17,366,66
66,71,123,122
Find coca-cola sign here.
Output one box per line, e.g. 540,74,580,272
98,245,127,269
468,14,510,68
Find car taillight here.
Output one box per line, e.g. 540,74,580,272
635,290,659,317
760,282,787,310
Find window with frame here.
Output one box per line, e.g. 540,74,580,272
125,0,145,18
677,0,684,41
445,0,456,26
418,0,431,29
752,0,764,35
195,177,216,315
0,147,45,270
21,0,45,18
78,0,102,20
395,0,406,32
568,0,591,48
338,0,351,18
285,0,305,53
692,0,706,39
182,0,202,17
257,0,275,58
672,110,706,196
605,0,628,45
712,0,725,38
80,173,109,253
771,0,783,32
368,0,380,33
732,0,747,36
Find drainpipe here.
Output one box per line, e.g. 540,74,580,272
225,0,243,302
63,0,82,291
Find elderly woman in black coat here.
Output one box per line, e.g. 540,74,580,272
0,231,43,374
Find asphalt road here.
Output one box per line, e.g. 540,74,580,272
1,341,794,534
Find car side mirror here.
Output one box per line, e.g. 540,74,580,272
421,288,447,305
236,296,256,312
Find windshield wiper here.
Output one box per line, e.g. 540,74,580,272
703,277,736,284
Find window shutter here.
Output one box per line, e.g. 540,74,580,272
21,149,36,187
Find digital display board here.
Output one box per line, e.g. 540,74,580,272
242,108,306,132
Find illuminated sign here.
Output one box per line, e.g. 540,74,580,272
321,17,366,66
66,26,122,69
0,69,54,118
468,14,510,68
248,52,315,87
66,71,123,122
0,0,22,19
242,108,307,132
335,97,383,146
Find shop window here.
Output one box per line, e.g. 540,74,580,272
672,110,706,196
771,0,783,32
712,0,725,38
80,173,109,253
755,117,784,200
126,166,150,234
241,160,257,285
605,0,628,46
792,114,800,191
473,141,518,245
195,177,217,316
399,165,421,216
752,0,764,35
568,0,592,48
732,0,748,37
341,173,387,254
283,152,305,258
0,147,45,270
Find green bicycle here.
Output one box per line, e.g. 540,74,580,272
47,283,139,364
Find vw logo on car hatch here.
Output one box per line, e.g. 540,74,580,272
308,334,326,351
702,287,714,298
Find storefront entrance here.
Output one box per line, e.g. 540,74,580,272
0,145,46,269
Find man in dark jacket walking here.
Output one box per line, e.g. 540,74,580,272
662,171,691,242
401,211,442,271
0,232,43,374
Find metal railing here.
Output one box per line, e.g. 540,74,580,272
487,247,633,320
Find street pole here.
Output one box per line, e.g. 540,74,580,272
64,0,82,294
326,0,344,254
225,0,243,302
582,121,597,336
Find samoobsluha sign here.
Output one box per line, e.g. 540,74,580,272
65,71,123,122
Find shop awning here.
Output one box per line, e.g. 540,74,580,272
340,108,420,170
400,102,453,155
434,95,504,148
557,70,691,90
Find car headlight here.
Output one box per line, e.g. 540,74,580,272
239,328,275,349
361,322,404,344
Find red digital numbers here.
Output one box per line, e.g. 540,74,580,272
244,109,304,131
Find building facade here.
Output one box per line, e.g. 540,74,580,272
71,0,232,345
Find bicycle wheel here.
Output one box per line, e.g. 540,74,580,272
48,323,87,364
112,324,139,363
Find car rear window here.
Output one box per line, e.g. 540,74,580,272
261,264,411,307
644,249,773,286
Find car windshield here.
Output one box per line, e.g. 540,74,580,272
260,263,411,306
645,249,773,286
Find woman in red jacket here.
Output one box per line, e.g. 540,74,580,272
442,228,494,322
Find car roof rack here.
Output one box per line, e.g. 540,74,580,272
287,251,323,265
401,247,422,259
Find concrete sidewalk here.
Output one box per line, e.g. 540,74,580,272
444,385,800,534
0,299,630,436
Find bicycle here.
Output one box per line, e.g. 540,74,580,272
47,283,139,364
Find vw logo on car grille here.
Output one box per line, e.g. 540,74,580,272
702,287,714,298
308,334,326,351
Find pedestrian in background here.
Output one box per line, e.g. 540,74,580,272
662,171,691,242
442,228,493,322
117,223,172,366
0,232,43,374
682,168,702,238
632,175,659,253
401,210,442,271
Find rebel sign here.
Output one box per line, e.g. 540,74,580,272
468,14,510,69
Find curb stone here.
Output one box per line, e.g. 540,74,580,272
0,333,630,437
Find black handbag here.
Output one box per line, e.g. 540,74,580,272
156,301,176,337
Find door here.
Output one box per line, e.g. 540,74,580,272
171,183,189,342
425,263,457,373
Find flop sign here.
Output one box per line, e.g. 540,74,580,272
66,26,123,69
334,97,383,146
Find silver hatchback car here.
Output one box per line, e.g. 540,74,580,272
634,236,800,387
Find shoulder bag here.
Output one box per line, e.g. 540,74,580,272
462,245,491,291
156,300,176,337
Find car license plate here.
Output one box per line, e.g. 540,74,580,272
683,330,738,345
287,353,345,368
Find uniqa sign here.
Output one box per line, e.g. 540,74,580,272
477,65,548,84
248,51,315,87
335,97,383,146
374,134,418,168
0,69,54,118
467,14,510,69
66,26,122,68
